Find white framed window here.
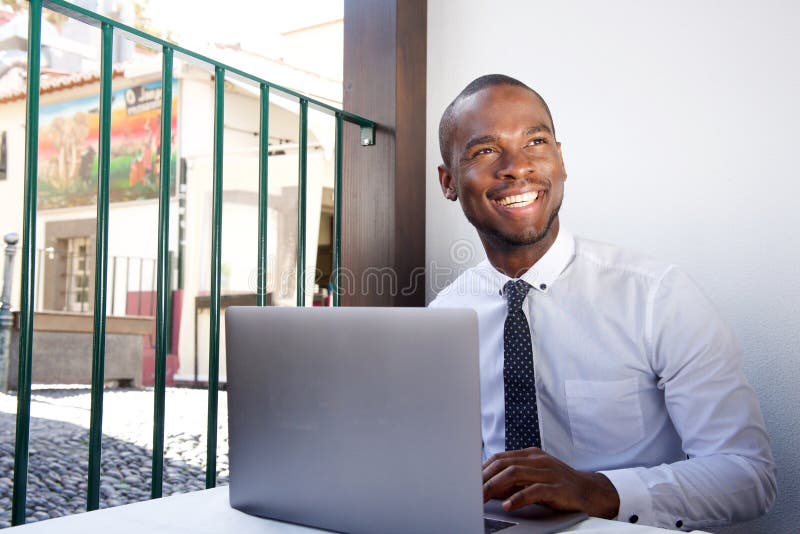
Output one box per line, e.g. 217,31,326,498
65,237,91,312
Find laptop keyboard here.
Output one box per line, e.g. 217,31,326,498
484,517,517,533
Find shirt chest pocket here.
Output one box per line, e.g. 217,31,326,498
564,377,646,455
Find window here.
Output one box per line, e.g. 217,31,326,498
65,237,91,312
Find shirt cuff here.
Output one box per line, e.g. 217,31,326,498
599,467,654,527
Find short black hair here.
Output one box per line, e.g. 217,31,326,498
438,74,555,168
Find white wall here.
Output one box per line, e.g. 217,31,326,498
426,1,799,532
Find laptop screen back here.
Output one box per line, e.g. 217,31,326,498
225,306,484,534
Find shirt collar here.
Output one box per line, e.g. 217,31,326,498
475,228,575,295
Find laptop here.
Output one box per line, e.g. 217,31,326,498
225,306,587,534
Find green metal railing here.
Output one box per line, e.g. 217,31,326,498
11,0,374,525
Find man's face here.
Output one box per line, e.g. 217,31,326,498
439,85,567,249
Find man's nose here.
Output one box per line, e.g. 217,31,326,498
494,148,533,180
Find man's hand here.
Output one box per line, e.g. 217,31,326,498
482,448,620,519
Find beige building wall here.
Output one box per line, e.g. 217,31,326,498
1,63,335,384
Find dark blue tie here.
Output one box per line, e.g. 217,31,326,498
503,279,541,451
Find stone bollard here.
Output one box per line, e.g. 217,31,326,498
0,232,19,392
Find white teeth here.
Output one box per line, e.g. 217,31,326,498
496,191,539,207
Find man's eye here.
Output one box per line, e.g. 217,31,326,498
526,138,546,147
471,147,495,158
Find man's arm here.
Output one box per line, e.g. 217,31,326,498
597,267,776,530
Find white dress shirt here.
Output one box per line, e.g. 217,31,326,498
429,229,776,531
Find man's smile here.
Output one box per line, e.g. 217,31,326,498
490,188,545,214
494,190,538,207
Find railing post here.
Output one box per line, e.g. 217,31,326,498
206,65,225,489
12,0,42,525
0,232,19,392
86,20,114,512
257,83,269,306
296,99,308,306
151,45,173,499
333,113,343,307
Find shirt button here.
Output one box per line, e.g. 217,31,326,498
539,283,547,290
675,520,683,529
629,515,639,524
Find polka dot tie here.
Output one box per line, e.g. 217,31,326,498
503,279,541,451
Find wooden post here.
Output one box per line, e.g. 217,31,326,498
343,0,427,306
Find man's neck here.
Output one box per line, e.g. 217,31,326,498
482,221,560,278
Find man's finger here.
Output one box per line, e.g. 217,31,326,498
483,465,551,501
502,483,560,512
482,457,547,482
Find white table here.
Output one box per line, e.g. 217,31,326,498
7,486,707,533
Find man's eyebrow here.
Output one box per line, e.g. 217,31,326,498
524,125,553,136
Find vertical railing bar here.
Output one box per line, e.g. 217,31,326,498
35,249,42,311
193,311,198,386
177,158,186,291
125,256,130,312
11,0,42,525
65,252,73,311
151,46,173,499
51,252,57,310
137,257,143,315
296,99,308,307
206,65,225,488
81,249,87,313
150,258,156,313
166,251,174,354
110,256,116,315
86,21,114,512
257,83,269,307
333,113,343,307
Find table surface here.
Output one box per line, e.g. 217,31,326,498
7,486,707,533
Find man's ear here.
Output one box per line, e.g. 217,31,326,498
438,165,458,201
556,142,567,182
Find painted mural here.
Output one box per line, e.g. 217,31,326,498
37,80,178,209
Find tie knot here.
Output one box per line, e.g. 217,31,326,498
504,279,531,311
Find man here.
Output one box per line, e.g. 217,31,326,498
429,74,776,530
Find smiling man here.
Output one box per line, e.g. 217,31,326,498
429,74,776,530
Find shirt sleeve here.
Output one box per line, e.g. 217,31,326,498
601,266,776,531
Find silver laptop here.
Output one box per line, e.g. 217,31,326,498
225,306,586,534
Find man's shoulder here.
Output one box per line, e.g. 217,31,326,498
429,261,496,308
571,235,675,283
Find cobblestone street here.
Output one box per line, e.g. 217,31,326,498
0,387,229,528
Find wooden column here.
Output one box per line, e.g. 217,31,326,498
343,0,427,306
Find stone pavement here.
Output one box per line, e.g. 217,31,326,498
0,386,229,528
